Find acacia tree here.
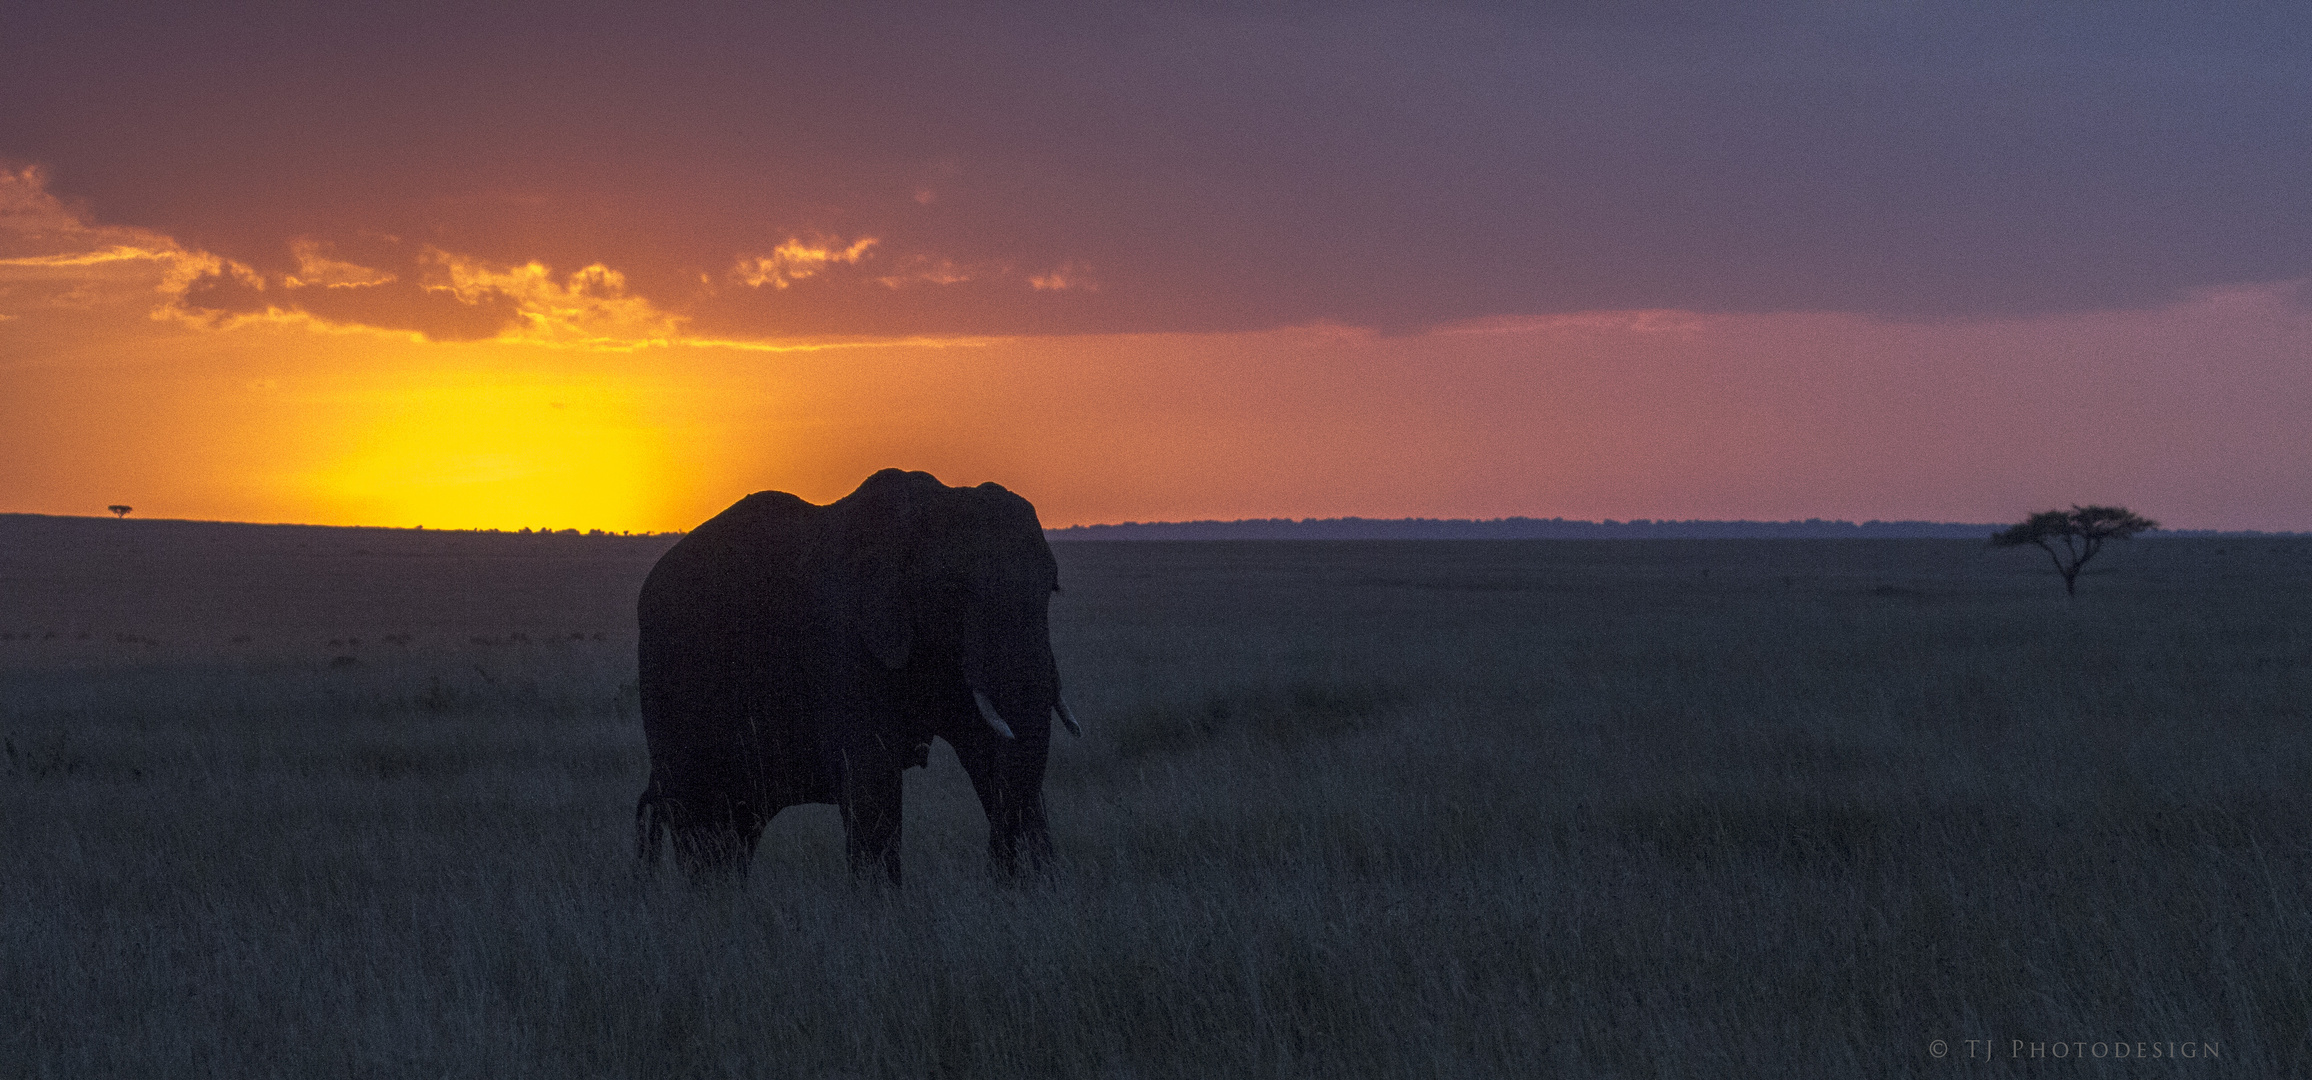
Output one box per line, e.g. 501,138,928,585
1990,505,2157,596
106,505,131,518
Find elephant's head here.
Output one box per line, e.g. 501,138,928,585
835,470,1082,740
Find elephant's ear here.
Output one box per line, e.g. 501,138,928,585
840,470,922,669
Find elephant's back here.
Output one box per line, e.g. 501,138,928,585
639,491,815,632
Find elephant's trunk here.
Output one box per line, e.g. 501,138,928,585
972,689,1018,739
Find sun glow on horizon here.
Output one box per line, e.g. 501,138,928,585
284,371,674,531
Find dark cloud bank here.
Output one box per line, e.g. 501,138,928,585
7,2,2310,338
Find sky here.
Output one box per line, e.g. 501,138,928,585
3,2,2310,531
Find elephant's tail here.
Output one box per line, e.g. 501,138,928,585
635,782,667,867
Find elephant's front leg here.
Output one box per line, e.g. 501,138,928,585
953,732,1053,877
837,752,905,886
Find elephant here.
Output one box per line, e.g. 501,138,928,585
633,469,1082,885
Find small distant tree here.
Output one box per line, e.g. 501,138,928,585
107,505,131,518
1991,505,2158,596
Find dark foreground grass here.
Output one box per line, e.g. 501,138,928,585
2,531,2308,1076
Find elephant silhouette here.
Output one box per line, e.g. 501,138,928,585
635,469,1082,885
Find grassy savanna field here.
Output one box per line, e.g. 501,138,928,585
2,515,2307,1077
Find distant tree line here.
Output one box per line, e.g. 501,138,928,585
1047,517,2011,541
1048,515,2303,542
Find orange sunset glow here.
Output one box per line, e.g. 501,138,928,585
6,6,2312,531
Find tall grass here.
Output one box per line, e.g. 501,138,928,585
2,534,2306,1076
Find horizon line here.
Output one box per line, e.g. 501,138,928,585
6,510,2304,539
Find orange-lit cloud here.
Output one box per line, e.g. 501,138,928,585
731,236,983,292
2,169,696,351
427,252,683,349
283,239,395,290
876,254,975,288
734,237,880,289
1028,262,1096,292
0,165,254,318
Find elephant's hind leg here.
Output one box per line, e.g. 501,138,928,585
667,799,765,885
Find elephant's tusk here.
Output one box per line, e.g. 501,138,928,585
973,690,1017,739
1054,698,1084,737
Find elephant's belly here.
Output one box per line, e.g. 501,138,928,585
754,717,838,807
